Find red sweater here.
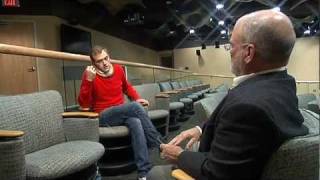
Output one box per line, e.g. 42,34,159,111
78,64,140,113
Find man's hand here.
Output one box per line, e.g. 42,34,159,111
86,66,96,81
136,98,149,107
168,127,201,150
160,144,184,164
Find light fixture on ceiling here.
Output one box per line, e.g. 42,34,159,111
304,29,311,35
189,29,195,34
272,7,281,12
220,30,227,34
216,4,224,10
209,17,213,22
218,20,224,25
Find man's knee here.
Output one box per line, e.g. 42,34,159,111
125,117,143,129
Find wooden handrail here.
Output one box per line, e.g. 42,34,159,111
0,43,190,73
0,43,317,82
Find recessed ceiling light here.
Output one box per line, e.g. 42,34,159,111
218,20,224,25
209,18,213,22
166,1,172,5
216,4,224,10
189,29,195,34
272,7,280,12
220,30,227,34
304,29,310,35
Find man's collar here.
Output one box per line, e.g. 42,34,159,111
96,64,114,77
232,66,287,88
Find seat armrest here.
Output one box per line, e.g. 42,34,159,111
172,169,195,180
62,112,100,142
156,94,170,98
62,112,99,118
0,134,26,179
0,130,24,138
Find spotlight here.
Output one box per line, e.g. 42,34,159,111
189,29,195,34
218,20,224,25
304,29,311,35
220,30,227,34
272,7,280,12
216,4,224,10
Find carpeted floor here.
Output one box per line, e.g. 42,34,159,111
102,113,199,180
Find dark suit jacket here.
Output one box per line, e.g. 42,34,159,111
177,71,308,180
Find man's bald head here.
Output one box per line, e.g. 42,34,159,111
235,10,296,65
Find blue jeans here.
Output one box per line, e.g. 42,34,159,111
99,102,161,177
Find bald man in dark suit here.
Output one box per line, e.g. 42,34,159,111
155,10,308,180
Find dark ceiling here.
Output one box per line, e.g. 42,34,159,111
0,0,319,50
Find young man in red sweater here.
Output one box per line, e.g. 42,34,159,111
78,45,161,180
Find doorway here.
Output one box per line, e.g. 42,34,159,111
0,21,38,95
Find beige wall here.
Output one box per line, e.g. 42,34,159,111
174,37,320,92
0,15,160,106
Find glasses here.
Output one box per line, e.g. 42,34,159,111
94,56,110,64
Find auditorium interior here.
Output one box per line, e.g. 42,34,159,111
0,0,319,180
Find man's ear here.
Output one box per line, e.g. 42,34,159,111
244,44,255,64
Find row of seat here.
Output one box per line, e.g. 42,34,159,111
2,85,316,179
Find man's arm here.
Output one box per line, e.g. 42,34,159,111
78,70,94,109
177,103,275,179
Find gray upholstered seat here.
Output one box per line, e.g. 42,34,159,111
169,102,184,109
297,93,317,109
179,98,193,103
26,141,103,179
261,109,319,180
148,110,170,120
0,90,104,180
134,83,170,137
99,126,130,138
307,99,320,114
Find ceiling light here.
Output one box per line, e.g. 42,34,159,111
216,4,224,10
189,29,195,34
272,7,280,12
218,20,224,25
169,31,175,34
209,18,213,22
304,29,311,35
220,30,227,34
166,1,172,5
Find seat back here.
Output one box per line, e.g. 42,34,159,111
134,83,161,110
159,82,173,92
170,82,181,90
261,109,319,180
0,90,66,154
199,92,228,119
297,93,317,109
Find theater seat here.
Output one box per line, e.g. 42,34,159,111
0,90,104,180
134,83,170,137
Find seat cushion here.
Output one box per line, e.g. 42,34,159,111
179,98,193,103
169,102,184,110
148,110,169,119
99,126,130,138
25,141,104,179
187,94,198,100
